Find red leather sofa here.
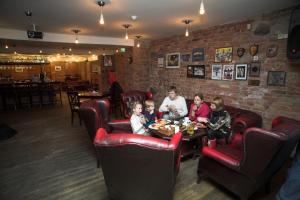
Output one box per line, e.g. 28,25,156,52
94,128,182,200
197,116,300,200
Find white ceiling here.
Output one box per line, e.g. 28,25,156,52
0,0,298,54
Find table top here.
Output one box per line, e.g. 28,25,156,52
148,120,207,141
78,91,104,99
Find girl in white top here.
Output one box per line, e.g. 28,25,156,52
130,101,147,135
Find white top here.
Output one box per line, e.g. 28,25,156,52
159,95,188,117
130,114,146,135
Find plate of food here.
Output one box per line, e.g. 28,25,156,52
149,124,161,130
155,119,171,125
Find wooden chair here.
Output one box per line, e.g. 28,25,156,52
67,91,81,125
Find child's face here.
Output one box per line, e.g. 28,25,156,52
147,105,155,112
133,104,143,115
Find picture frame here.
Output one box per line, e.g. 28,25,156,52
103,55,113,67
55,66,61,71
215,47,233,62
192,48,205,62
249,62,261,77
92,64,100,73
187,65,194,78
181,54,191,62
211,64,222,80
222,64,234,80
267,71,286,86
235,64,248,80
157,57,164,68
166,53,180,68
193,65,206,79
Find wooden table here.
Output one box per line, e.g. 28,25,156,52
78,91,105,99
149,123,207,159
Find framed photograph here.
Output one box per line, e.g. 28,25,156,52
157,57,164,68
192,48,205,62
215,47,233,63
187,65,194,78
92,64,100,73
55,66,61,71
211,64,222,80
249,62,261,77
166,53,180,68
222,64,234,80
103,55,113,67
235,64,248,80
267,71,286,86
193,65,205,79
181,54,191,62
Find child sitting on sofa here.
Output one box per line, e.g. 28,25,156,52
198,96,232,148
130,101,148,135
144,100,157,128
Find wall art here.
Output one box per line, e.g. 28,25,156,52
215,47,232,62
267,71,286,86
237,48,245,58
222,64,234,80
103,55,113,67
266,44,278,58
211,64,222,80
181,54,191,62
166,52,180,68
249,44,259,56
235,64,248,80
157,57,164,68
249,62,261,77
187,65,194,78
192,48,205,62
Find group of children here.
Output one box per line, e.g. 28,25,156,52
130,100,156,135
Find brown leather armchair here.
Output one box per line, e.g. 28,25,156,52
94,128,182,200
197,116,300,200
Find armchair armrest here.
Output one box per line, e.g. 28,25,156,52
232,113,262,133
108,119,132,133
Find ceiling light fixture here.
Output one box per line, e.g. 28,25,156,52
199,0,205,15
183,19,193,37
72,29,80,44
5,45,8,49
122,24,131,40
98,1,105,25
135,35,142,47
39,50,42,53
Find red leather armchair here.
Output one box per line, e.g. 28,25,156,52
79,99,132,140
197,116,300,200
120,90,153,119
94,128,182,200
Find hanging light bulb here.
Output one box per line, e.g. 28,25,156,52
122,24,131,40
199,0,205,15
183,19,193,37
135,35,141,47
98,1,105,25
72,29,80,44
5,45,8,49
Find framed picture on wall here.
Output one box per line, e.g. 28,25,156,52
192,48,205,62
166,52,180,68
235,64,248,80
92,64,100,73
249,62,261,77
193,65,205,79
55,66,62,71
267,71,286,86
211,64,222,80
222,64,234,80
103,55,113,67
215,47,233,62
187,65,194,78
15,67,23,72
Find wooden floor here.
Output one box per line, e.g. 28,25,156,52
0,93,285,200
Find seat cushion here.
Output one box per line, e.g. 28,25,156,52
202,145,243,170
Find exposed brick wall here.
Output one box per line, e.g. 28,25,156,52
129,7,300,128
